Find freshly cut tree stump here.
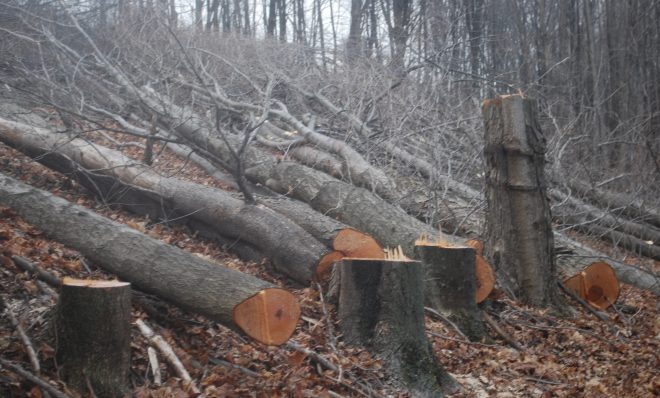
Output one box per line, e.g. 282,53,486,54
563,262,620,310
0,173,300,345
337,258,457,397
55,278,131,397
414,241,485,340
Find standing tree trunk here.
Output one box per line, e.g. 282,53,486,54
482,94,558,307
55,278,131,397
336,258,457,397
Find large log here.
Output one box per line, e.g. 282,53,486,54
55,278,132,397
0,117,330,285
550,188,660,258
0,173,300,345
566,178,660,229
482,95,558,306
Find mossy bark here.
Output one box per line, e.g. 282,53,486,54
336,259,458,397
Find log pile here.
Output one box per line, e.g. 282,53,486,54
0,173,300,346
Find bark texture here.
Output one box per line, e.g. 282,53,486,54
336,259,457,397
0,173,299,345
0,118,329,284
247,161,465,256
55,279,132,398
414,244,485,340
482,95,557,306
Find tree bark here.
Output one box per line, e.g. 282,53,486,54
336,258,457,397
482,95,558,306
0,118,330,285
55,278,131,397
414,244,485,341
0,173,300,345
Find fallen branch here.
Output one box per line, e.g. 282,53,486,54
136,319,199,393
11,255,62,288
5,307,40,373
0,358,71,398
424,307,468,341
147,347,162,386
482,312,525,351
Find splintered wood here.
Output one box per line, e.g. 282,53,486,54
384,246,410,261
415,233,463,248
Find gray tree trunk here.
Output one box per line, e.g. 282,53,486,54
414,244,485,340
55,279,132,397
482,95,558,306
0,173,300,345
336,258,457,397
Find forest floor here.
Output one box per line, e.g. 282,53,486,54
0,120,659,397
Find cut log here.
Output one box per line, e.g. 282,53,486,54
414,241,485,341
0,173,300,345
248,161,463,255
567,178,660,229
563,262,620,310
0,117,330,285
336,258,457,397
554,233,660,296
482,95,558,306
55,278,131,397
550,188,660,258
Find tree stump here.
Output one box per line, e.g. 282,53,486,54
414,243,485,341
55,278,132,397
336,259,457,397
482,94,558,307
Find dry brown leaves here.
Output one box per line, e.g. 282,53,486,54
1,129,659,397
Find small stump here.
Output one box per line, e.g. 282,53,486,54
415,243,485,341
55,278,131,397
337,258,456,397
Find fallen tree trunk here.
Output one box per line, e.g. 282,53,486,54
553,233,660,295
0,173,300,345
0,117,330,285
567,178,660,229
550,188,660,254
248,161,465,256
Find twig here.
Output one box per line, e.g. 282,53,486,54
208,357,259,378
557,282,609,322
135,319,199,393
284,341,339,372
557,281,626,341
5,307,40,372
11,255,61,288
482,312,525,351
0,358,71,398
147,347,162,386
424,307,468,340
426,331,501,349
